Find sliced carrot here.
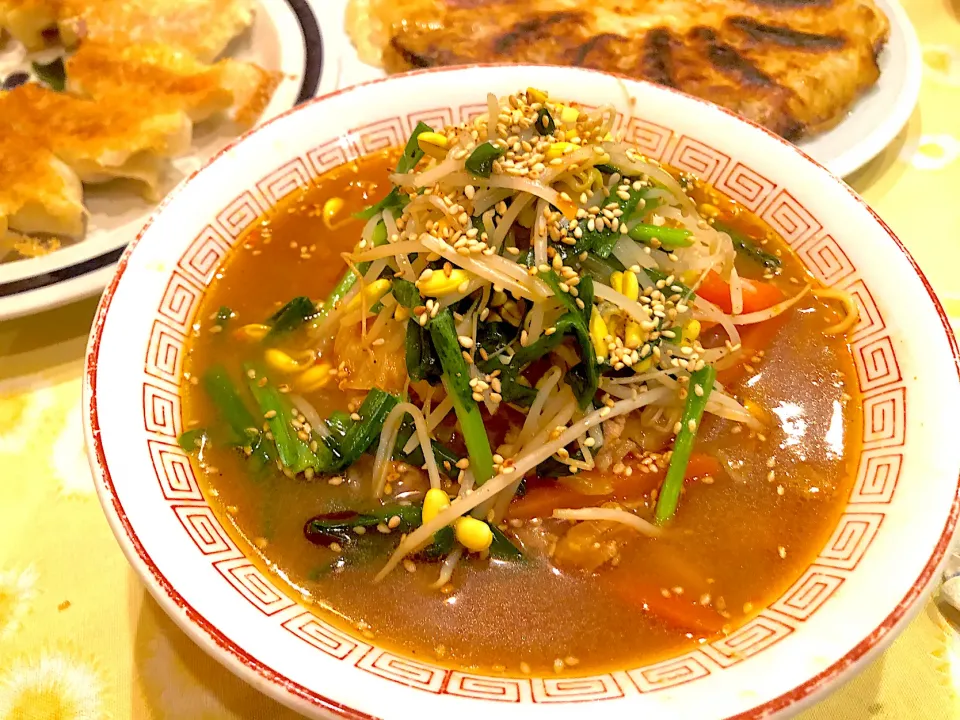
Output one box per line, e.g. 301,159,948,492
607,467,666,500
507,453,721,520
611,453,720,498
696,271,785,314
608,573,727,635
507,484,594,519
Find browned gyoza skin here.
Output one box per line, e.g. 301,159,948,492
359,0,889,139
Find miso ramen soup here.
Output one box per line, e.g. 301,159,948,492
180,89,862,676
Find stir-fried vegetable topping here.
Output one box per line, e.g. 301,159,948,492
183,88,860,593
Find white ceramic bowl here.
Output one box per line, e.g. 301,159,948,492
84,65,960,719
0,0,335,322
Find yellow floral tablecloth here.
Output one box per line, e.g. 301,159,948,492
3,0,960,716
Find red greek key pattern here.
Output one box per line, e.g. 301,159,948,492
843,279,885,342
213,558,295,616
761,189,822,247
445,674,529,702
133,113,917,704
796,233,855,287
307,138,358,178
818,513,884,570
178,226,231,284
670,137,730,185
458,103,488,124
702,614,794,667
715,162,776,212
531,675,624,703
157,271,202,333
355,651,447,693
850,450,903,504
256,158,312,206
216,192,268,243
772,567,846,620
629,652,714,692
853,335,902,392
143,383,181,437
622,117,672,160
350,118,405,156
607,109,627,139
282,612,367,661
148,439,201,500
862,386,906,449
172,505,236,555
407,108,454,133
145,321,184,384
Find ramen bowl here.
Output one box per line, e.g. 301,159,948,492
83,65,960,719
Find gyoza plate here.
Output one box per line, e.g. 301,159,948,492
0,0,333,322
324,0,921,180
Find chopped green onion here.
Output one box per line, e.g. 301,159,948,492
397,121,434,174
353,188,408,222
575,186,651,258
391,278,420,309
714,221,782,269
201,366,274,470
213,306,234,329
336,388,400,468
530,271,599,408
177,428,208,453
32,58,65,91
534,108,556,136
314,221,388,327
476,321,517,357
489,526,524,561
629,223,693,249
465,142,506,179
394,425,461,475
397,277,434,385
324,410,353,443
419,526,456,560
353,126,432,221
244,363,330,473
316,271,360,325
655,365,717,524
478,271,596,408
429,308,495,484
305,504,454,560
264,296,316,341
354,122,431,221
642,268,692,299
405,320,443,383
202,366,259,445
304,505,422,547
306,504,422,535
496,376,538,406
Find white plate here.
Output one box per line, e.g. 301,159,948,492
323,0,921,179
0,0,334,322
797,0,922,178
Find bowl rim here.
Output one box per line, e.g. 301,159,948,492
83,63,960,719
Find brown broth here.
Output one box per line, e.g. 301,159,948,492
181,149,862,676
